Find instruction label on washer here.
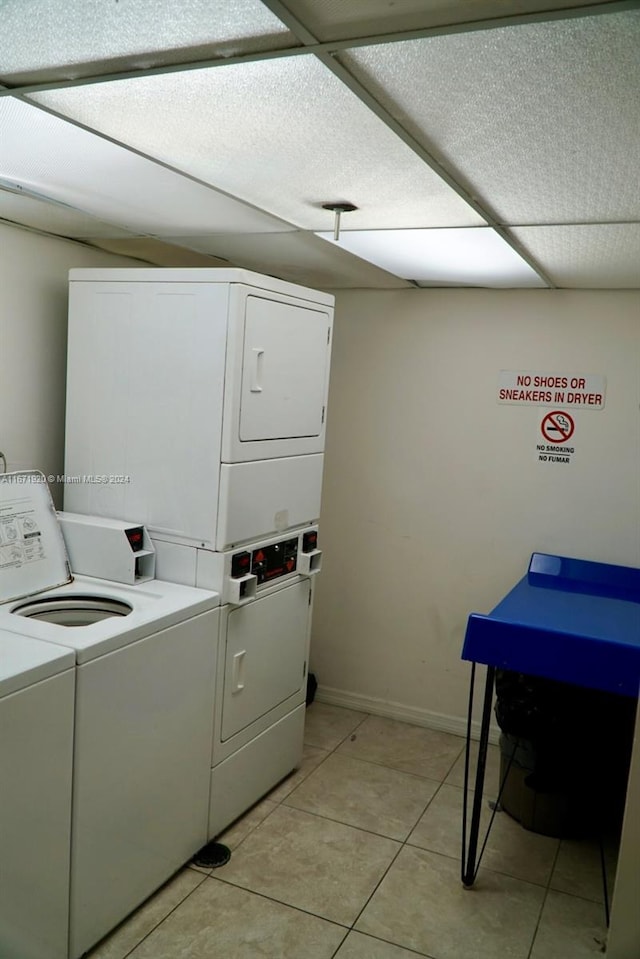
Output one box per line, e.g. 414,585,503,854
0,472,71,602
0,497,45,569
498,371,605,409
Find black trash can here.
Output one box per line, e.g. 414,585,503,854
495,670,635,838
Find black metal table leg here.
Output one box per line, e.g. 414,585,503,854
461,662,496,887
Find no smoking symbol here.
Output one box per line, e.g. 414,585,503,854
541,410,574,443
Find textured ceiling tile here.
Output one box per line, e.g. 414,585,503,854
0,189,133,237
160,231,412,289
0,97,292,234
344,11,640,223
285,0,625,42
84,237,232,267
0,0,294,84
511,224,640,288
32,55,484,230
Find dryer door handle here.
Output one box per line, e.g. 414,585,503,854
250,348,264,392
231,650,246,693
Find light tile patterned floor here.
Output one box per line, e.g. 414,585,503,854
87,704,613,959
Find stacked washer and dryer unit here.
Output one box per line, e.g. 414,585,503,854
63,269,334,841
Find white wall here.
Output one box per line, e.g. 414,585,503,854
312,289,640,731
0,222,143,505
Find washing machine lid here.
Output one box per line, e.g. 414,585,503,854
0,471,72,605
0,631,75,697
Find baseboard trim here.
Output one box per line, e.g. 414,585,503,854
315,684,500,745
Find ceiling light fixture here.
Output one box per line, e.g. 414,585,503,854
315,227,547,287
321,202,357,241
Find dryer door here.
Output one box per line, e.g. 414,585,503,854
221,286,333,463
239,295,329,442
221,579,310,742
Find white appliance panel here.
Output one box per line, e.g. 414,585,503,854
217,454,323,548
65,281,228,546
0,575,219,664
221,283,333,462
208,705,305,840
69,608,218,958
239,296,330,441
221,579,310,742
0,667,74,959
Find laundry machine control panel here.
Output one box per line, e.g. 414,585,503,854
251,537,298,585
226,527,322,605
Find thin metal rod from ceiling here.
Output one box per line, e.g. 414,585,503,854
0,0,637,96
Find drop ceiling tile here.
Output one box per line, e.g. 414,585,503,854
343,10,640,223
0,188,133,237
32,55,484,230
0,98,292,235
84,237,233,267
511,224,640,288
285,0,624,42
0,0,294,84
316,228,547,287
162,231,412,289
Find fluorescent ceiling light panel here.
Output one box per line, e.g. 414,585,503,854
315,228,546,287
0,0,293,83
0,98,291,235
33,55,484,230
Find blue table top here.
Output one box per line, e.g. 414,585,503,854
462,553,640,696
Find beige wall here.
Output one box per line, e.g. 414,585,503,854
312,288,640,731
0,222,142,505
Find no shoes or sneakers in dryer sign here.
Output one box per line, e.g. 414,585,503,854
497,371,606,467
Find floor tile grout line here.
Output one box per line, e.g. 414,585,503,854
546,838,563,892
250,798,409,844
114,868,210,959
204,870,354,929
300,747,448,787
348,831,407,933
329,927,351,959
525,880,553,959
280,759,445,841
440,741,467,784
329,928,439,959
330,751,464,781
283,752,453,844
346,773,455,939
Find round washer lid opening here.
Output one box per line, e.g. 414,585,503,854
12,595,133,627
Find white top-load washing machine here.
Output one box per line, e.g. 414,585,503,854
0,632,74,959
0,472,220,959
